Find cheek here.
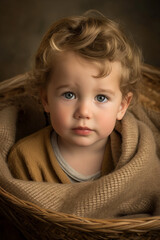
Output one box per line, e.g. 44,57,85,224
50,104,71,129
96,110,117,135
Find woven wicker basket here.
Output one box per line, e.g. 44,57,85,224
0,64,160,240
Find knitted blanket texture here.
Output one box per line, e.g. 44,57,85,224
0,100,160,219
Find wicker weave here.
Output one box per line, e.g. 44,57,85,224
0,187,160,240
0,64,160,240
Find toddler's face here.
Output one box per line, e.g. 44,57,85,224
41,52,132,149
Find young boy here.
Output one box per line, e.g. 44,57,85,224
7,11,141,183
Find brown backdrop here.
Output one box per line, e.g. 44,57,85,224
0,0,160,81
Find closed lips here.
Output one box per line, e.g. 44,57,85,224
73,127,92,130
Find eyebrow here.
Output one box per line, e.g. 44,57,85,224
97,88,115,96
56,84,71,90
56,85,115,96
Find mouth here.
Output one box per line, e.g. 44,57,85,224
73,126,92,130
72,126,93,135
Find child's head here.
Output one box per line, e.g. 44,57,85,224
30,11,142,147
32,10,142,103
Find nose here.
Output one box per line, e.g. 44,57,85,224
74,100,92,120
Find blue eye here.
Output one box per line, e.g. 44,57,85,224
96,95,108,103
63,92,75,99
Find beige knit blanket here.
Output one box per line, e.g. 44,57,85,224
0,98,160,219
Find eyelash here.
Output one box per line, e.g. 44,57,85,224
62,92,108,103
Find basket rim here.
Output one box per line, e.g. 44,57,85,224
0,186,160,234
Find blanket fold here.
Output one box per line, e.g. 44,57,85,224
0,98,160,219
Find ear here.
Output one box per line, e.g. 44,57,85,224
40,89,50,113
116,92,133,120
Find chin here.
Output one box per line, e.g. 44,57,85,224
71,139,94,147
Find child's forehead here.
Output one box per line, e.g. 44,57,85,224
49,51,122,90
51,51,122,78
52,51,100,74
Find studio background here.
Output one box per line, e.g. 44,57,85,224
0,0,159,81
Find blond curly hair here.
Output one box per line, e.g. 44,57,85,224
31,10,142,104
